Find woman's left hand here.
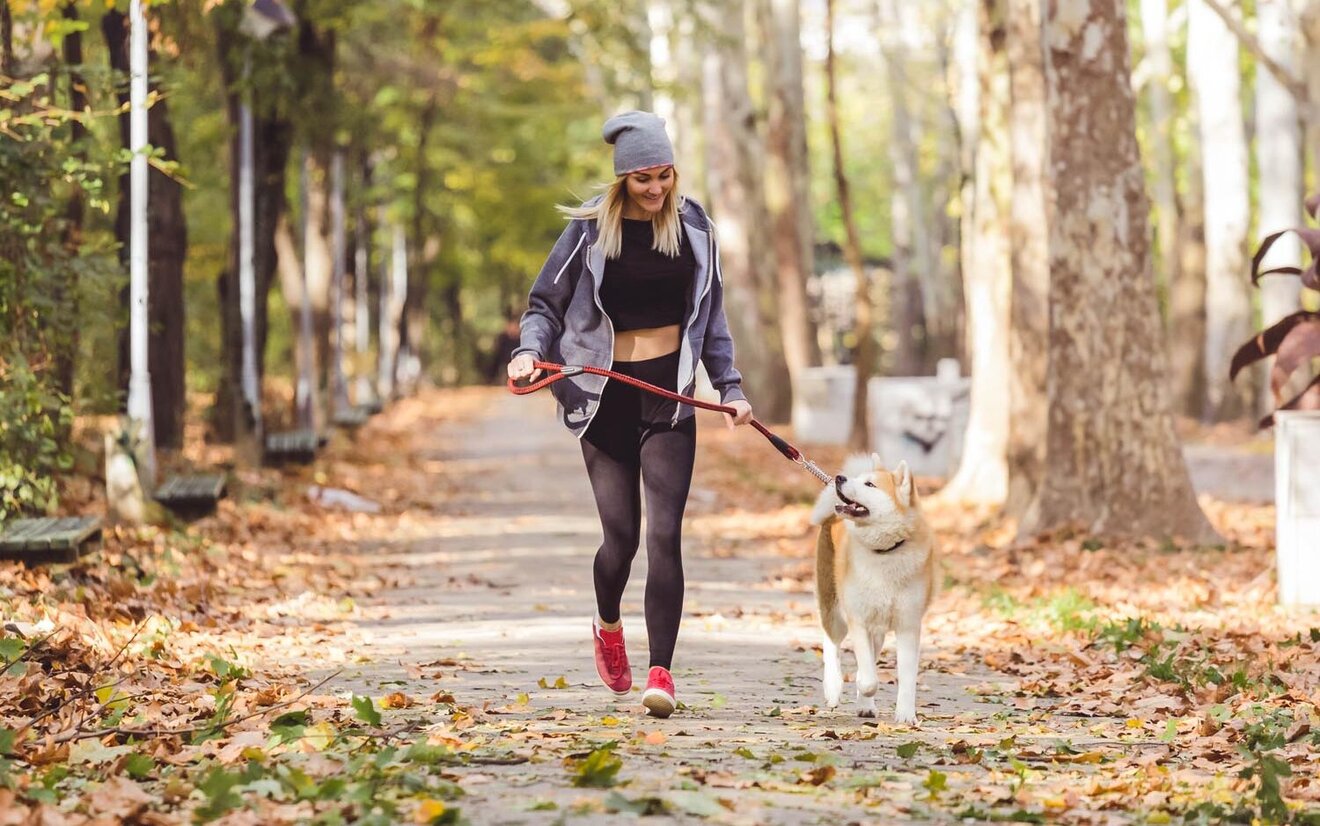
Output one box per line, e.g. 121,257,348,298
722,399,753,429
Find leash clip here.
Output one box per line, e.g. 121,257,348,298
797,457,834,486
558,364,585,377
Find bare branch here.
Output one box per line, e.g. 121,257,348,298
1199,0,1309,105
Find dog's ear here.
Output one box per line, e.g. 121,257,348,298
870,452,883,470
893,460,912,506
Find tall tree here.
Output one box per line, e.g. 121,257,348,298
1172,86,1209,416
1139,0,1181,315
1189,0,1252,421
211,6,294,455
1003,0,1049,520
53,1,87,402
701,0,791,422
1255,0,1305,355
761,0,821,382
941,0,1010,504
1024,0,1217,542
104,9,188,449
877,0,931,376
824,0,874,450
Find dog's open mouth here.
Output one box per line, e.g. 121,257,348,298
834,479,870,519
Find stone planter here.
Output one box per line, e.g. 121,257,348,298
868,360,971,478
1274,410,1320,606
790,366,857,445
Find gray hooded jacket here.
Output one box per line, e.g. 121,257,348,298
514,196,746,437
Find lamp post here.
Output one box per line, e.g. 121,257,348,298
236,0,296,453
126,0,155,486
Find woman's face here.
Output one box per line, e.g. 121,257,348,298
624,166,675,216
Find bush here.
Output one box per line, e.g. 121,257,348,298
0,355,73,521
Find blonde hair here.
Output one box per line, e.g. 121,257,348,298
559,168,683,260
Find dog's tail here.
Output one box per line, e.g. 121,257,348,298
815,516,848,644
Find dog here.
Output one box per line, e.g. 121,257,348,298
810,454,936,723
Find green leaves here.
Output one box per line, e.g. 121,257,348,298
571,744,623,788
896,742,921,759
352,694,382,726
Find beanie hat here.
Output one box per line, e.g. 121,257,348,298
603,111,674,176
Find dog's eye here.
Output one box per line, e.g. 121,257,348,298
864,481,876,488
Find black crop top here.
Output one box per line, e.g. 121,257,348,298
600,218,696,332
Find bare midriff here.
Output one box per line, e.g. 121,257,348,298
613,324,681,361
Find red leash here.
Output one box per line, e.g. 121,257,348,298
508,360,833,485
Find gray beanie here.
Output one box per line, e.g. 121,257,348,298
603,111,674,176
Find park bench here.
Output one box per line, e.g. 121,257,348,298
154,473,228,520
263,429,326,466
0,516,103,566
331,405,372,430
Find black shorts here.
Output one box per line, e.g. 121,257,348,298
593,351,682,427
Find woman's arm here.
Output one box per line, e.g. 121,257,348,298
513,221,588,361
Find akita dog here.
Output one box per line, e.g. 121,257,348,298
811,454,936,723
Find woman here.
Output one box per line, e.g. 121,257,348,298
507,111,753,718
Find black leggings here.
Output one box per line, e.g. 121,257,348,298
581,351,696,670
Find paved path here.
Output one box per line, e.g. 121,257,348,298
328,391,1026,824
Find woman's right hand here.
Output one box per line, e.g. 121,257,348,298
507,353,541,383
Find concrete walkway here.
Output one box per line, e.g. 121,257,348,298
327,392,1099,824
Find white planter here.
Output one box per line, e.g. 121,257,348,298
867,361,971,478
1274,411,1320,606
791,366,857,445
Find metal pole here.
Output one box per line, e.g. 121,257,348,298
238,52,262,435
127,0,156,485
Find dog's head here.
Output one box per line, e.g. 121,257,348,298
833,454,916,527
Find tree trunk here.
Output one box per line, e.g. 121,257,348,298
1,2,13,78
701,0,792,422
1305,3,1320,179
1003,0,1049,520
1024,0,1218,543
275,210,318,429
825,0,874,451
1171,87,1208,416
647,0,681,161
212,19,292,451
53,1,86,403
1189,0,1252,421
104,10,188,449
1140,0,1181,318
1255,0,1305,375
941,0,1010,504
877,0,930,377
948,0,979,371
761,0,821,381
302,150,333,416
402,99,438,392
354,152,375,405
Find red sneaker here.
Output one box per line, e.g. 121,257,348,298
642,666,676,718
593,619,632,696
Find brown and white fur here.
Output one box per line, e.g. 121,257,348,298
811,454,936,723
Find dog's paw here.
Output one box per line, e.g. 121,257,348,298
894,708,918,725
824,695,840,709
857,706,877,718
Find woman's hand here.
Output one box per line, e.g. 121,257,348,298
722,399,753,429
507,353,541,383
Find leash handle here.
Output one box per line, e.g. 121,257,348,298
508,360,828,482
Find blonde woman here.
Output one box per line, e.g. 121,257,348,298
508,111,752,718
